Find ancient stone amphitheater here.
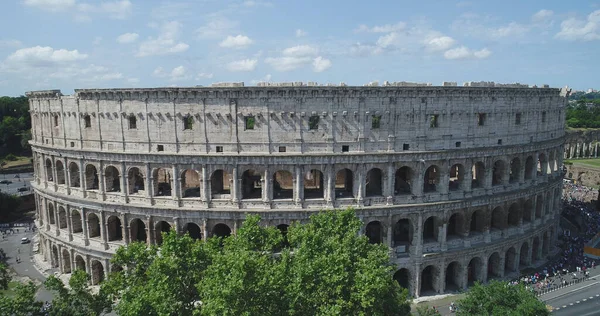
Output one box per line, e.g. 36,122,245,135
28,83,566,297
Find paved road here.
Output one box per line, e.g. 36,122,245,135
0,172,34,195
541,274,600,315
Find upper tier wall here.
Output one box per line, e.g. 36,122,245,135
27,87,567,155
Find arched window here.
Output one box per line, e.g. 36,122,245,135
449,164,464,191
273,170,293,199
241,169,263,199
68,162,80,187
335,169,354,198
130,218,147,243
210,170,231,199
181,169,201,198
471,162,485,189
304,169,323,199
365,168,383,197
153,168,172,196
85,165,99,190
492,160,505,186
127,167,144,194
509,158,520,183
55,160,65,185
423,166,439,193
104,166,121,192
394,167,412,195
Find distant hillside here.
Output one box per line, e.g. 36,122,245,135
570,91,600,101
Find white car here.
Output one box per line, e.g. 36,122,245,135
20,237,30,244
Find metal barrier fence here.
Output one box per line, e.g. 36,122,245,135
535,276,588,296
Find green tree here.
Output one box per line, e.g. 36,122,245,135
0,262,9,290
415,305,442,315
457,280,549,316
0,282,43,315
44,269,110,316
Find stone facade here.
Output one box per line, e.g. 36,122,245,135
27,85,566,296
564,129,600,159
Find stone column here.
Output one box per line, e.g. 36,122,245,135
81,209,89,246
596,143,599,158
386,216,393,248
52,159,58,191
172,164,181,201
440,224,447,251
121,214,130,244
53,202,59,236
201,165,209,203
498,254,506,278
385,163,394,205
532,153,539,181
414,262,422,298
145,164,152,198
439,165,449,196
294,165,303,205
356,165,365,205
120,162,127,199
526,243,533,266
502,161,510,185
232,165,240,203
100,211,108,249
414,163,424,198
461,263,468,290
57,245,64,273
66,206,73,241
464,162,473,193
263,167,271,204
78,159,85,196
481,256,489,283
484,165,493,190
438,263,446,294
202,218,208,240
326,165,334,206
173,217,180,234
413,213,423,256
98,162,105,200
518,156,526,185
569,144,575,159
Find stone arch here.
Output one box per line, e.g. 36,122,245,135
58,206,67,229
127,167,145,195
87,213,100,238
153,167,172,197
61,249,71,273
394,166,413,195
241,169,263,199
420,265,440,295
75,255,85,271
509,157,521,183
273,170,294,199
68,162,80,187
183,222,202,240
423,165,440,193
523,199,533,223
71,209,82,233
91,260,104,285
130,218,147,243
104,165,121,192
525,156,535,180
85,164,99,190
488,252,502,279
394,268,411,292
365,221,383,244
48,203,55,225
445,261,462,291
423,216,442,242
55,160,65,184
492,160,506,186
491,207,505,230
537,153,548,176
535,194,543,219
154,221,172,245
393,218,413,246
107,216,123,241
181,169,200,198
505,247,517,274
467,257,484,285
212,223,231,238
449,164,465,191
447,212,465,239
532,236,541,261
304,169,324,199
210,169,231,198
469,209,487,234
519,242,530,267
365,168,383,197
507,203,520,227
471,161,485,189
335,168,354,198
45,159,53,182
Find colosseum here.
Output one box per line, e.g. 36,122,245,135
27,83,567,297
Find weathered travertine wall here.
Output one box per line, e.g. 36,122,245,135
564,129,600,159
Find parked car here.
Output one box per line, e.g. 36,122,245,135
18,187,29,192
20,237,30,244
0,180,12,184
13,174,20,178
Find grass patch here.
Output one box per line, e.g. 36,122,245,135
567,158,600,169
1,156,32,169
0,281,22,297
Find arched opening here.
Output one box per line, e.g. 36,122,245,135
449,164,464,191
127,167,145,195
523,199,533,223
525,156,535,180
532,237,540,261
365,168,383,197
69,162,80,187
87,213,100,238
491,207,504,230
492,160,505,186
58,206,67,229
273,170,293,199
471,161,485,189
130,219,147,243
548,151,557,173
153,168,172,197
104,166,121,192
535,195,543,219
423,216,441,243
210,169,231,198
420,265,439,295
212,223,231,238
71,210,82,233
445,262,462,291
365,221,383,244
394,167,412,195
48,203,55,225
447,213,464,239
335,168,354,198
241,169,263,199
304,169,324,199
507,203,520,227
85,164,99,190
61,249,71,273
107,216,123,241
469,209,486,234
394,269,410,291
519,242,530,267
488,252,502,279
45,159,53,182
393,219,412,246
509,158,520,183
75,255,85,271
423,165,439,193
183,223,202,240
542,232,550,256
181,169,200,198
91,260,104,285
505,247,517,274
537,153,547,176
154,221,172,245
51,245,59,268
467,257,483,285
55,160,65,185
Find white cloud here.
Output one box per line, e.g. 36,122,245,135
424,36,455,52
153,65,190,81
153,67,165,76
532,9,553,22
116,32,139,44
226,59,257,72
355,22,406,33
127,78,139,84
555,10,600,41
265,56,311,71
196,17,239,39
137,21,189,57
296,29,307,37
312,56,331,72
444,46,491,60
349,42,383,57
23,0,75,12
24,0,132,20
0,39,22,48
375,32,399,48
282,45,318,57
5,46,87,67
92,36,102,45
451,14,529,40
219,35,253,48
251,73,272,84
196,72,214,79
170,66,186,79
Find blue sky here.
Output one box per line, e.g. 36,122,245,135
0,0,599,96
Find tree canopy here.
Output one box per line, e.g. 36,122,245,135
0,96,30,154
566,101,600,128
457,280,549,316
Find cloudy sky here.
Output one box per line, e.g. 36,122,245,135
0,0,598,96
